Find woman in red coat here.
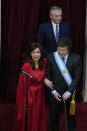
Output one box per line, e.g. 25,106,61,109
13,42,47,131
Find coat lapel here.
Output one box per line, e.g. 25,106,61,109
66,53,72,71
48,21,56,42
59,22,62,38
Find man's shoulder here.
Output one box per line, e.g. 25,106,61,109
70,53,80,57
39,21,51,27
60,21,69,26
48,52,54,56
47,53,54,60
70,53,80,60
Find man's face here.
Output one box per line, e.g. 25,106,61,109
57,46,69,58
50,10,62,24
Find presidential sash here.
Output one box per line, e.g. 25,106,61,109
54,52,72,87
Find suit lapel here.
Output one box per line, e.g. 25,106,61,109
48,22,56,42
48,22,63,40
59,22,62,37
66,53,72,71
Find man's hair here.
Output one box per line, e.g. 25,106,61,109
50,6,62,16
57,37,72,50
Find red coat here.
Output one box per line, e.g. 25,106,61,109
13,59,47,131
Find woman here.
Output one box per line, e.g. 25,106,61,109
13,42,47,131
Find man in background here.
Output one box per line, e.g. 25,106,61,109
37,6,72,56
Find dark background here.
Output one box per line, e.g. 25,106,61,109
1,0,86,102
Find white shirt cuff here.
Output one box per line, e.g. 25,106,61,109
66,91,71,95
51,90,57,94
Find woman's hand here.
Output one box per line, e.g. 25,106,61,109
44,78,54,89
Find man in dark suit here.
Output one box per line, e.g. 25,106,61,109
44,37,82,131
37,6,72,56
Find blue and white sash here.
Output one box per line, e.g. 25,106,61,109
54,52,72,87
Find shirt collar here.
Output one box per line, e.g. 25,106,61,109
58,53,68,59
64,54,68,59
51,21,59,28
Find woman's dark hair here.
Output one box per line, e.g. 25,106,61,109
23,42,44,70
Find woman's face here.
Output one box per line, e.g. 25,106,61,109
30,48,41,63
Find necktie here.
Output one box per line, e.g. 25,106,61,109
62,57,65,63
56,25,59,43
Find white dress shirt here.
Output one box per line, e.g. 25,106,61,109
62,53,68,64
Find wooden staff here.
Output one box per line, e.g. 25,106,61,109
64,102,68,131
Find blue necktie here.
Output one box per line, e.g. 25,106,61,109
56,25,59,43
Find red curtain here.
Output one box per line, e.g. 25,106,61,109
1,0,86,102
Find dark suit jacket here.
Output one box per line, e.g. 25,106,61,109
37,21,72,56
46,53,82,95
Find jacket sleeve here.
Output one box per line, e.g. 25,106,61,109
66,23,72,41
45,55,55,92
68,56,82,93
45,55,52,80
37,24,47,56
